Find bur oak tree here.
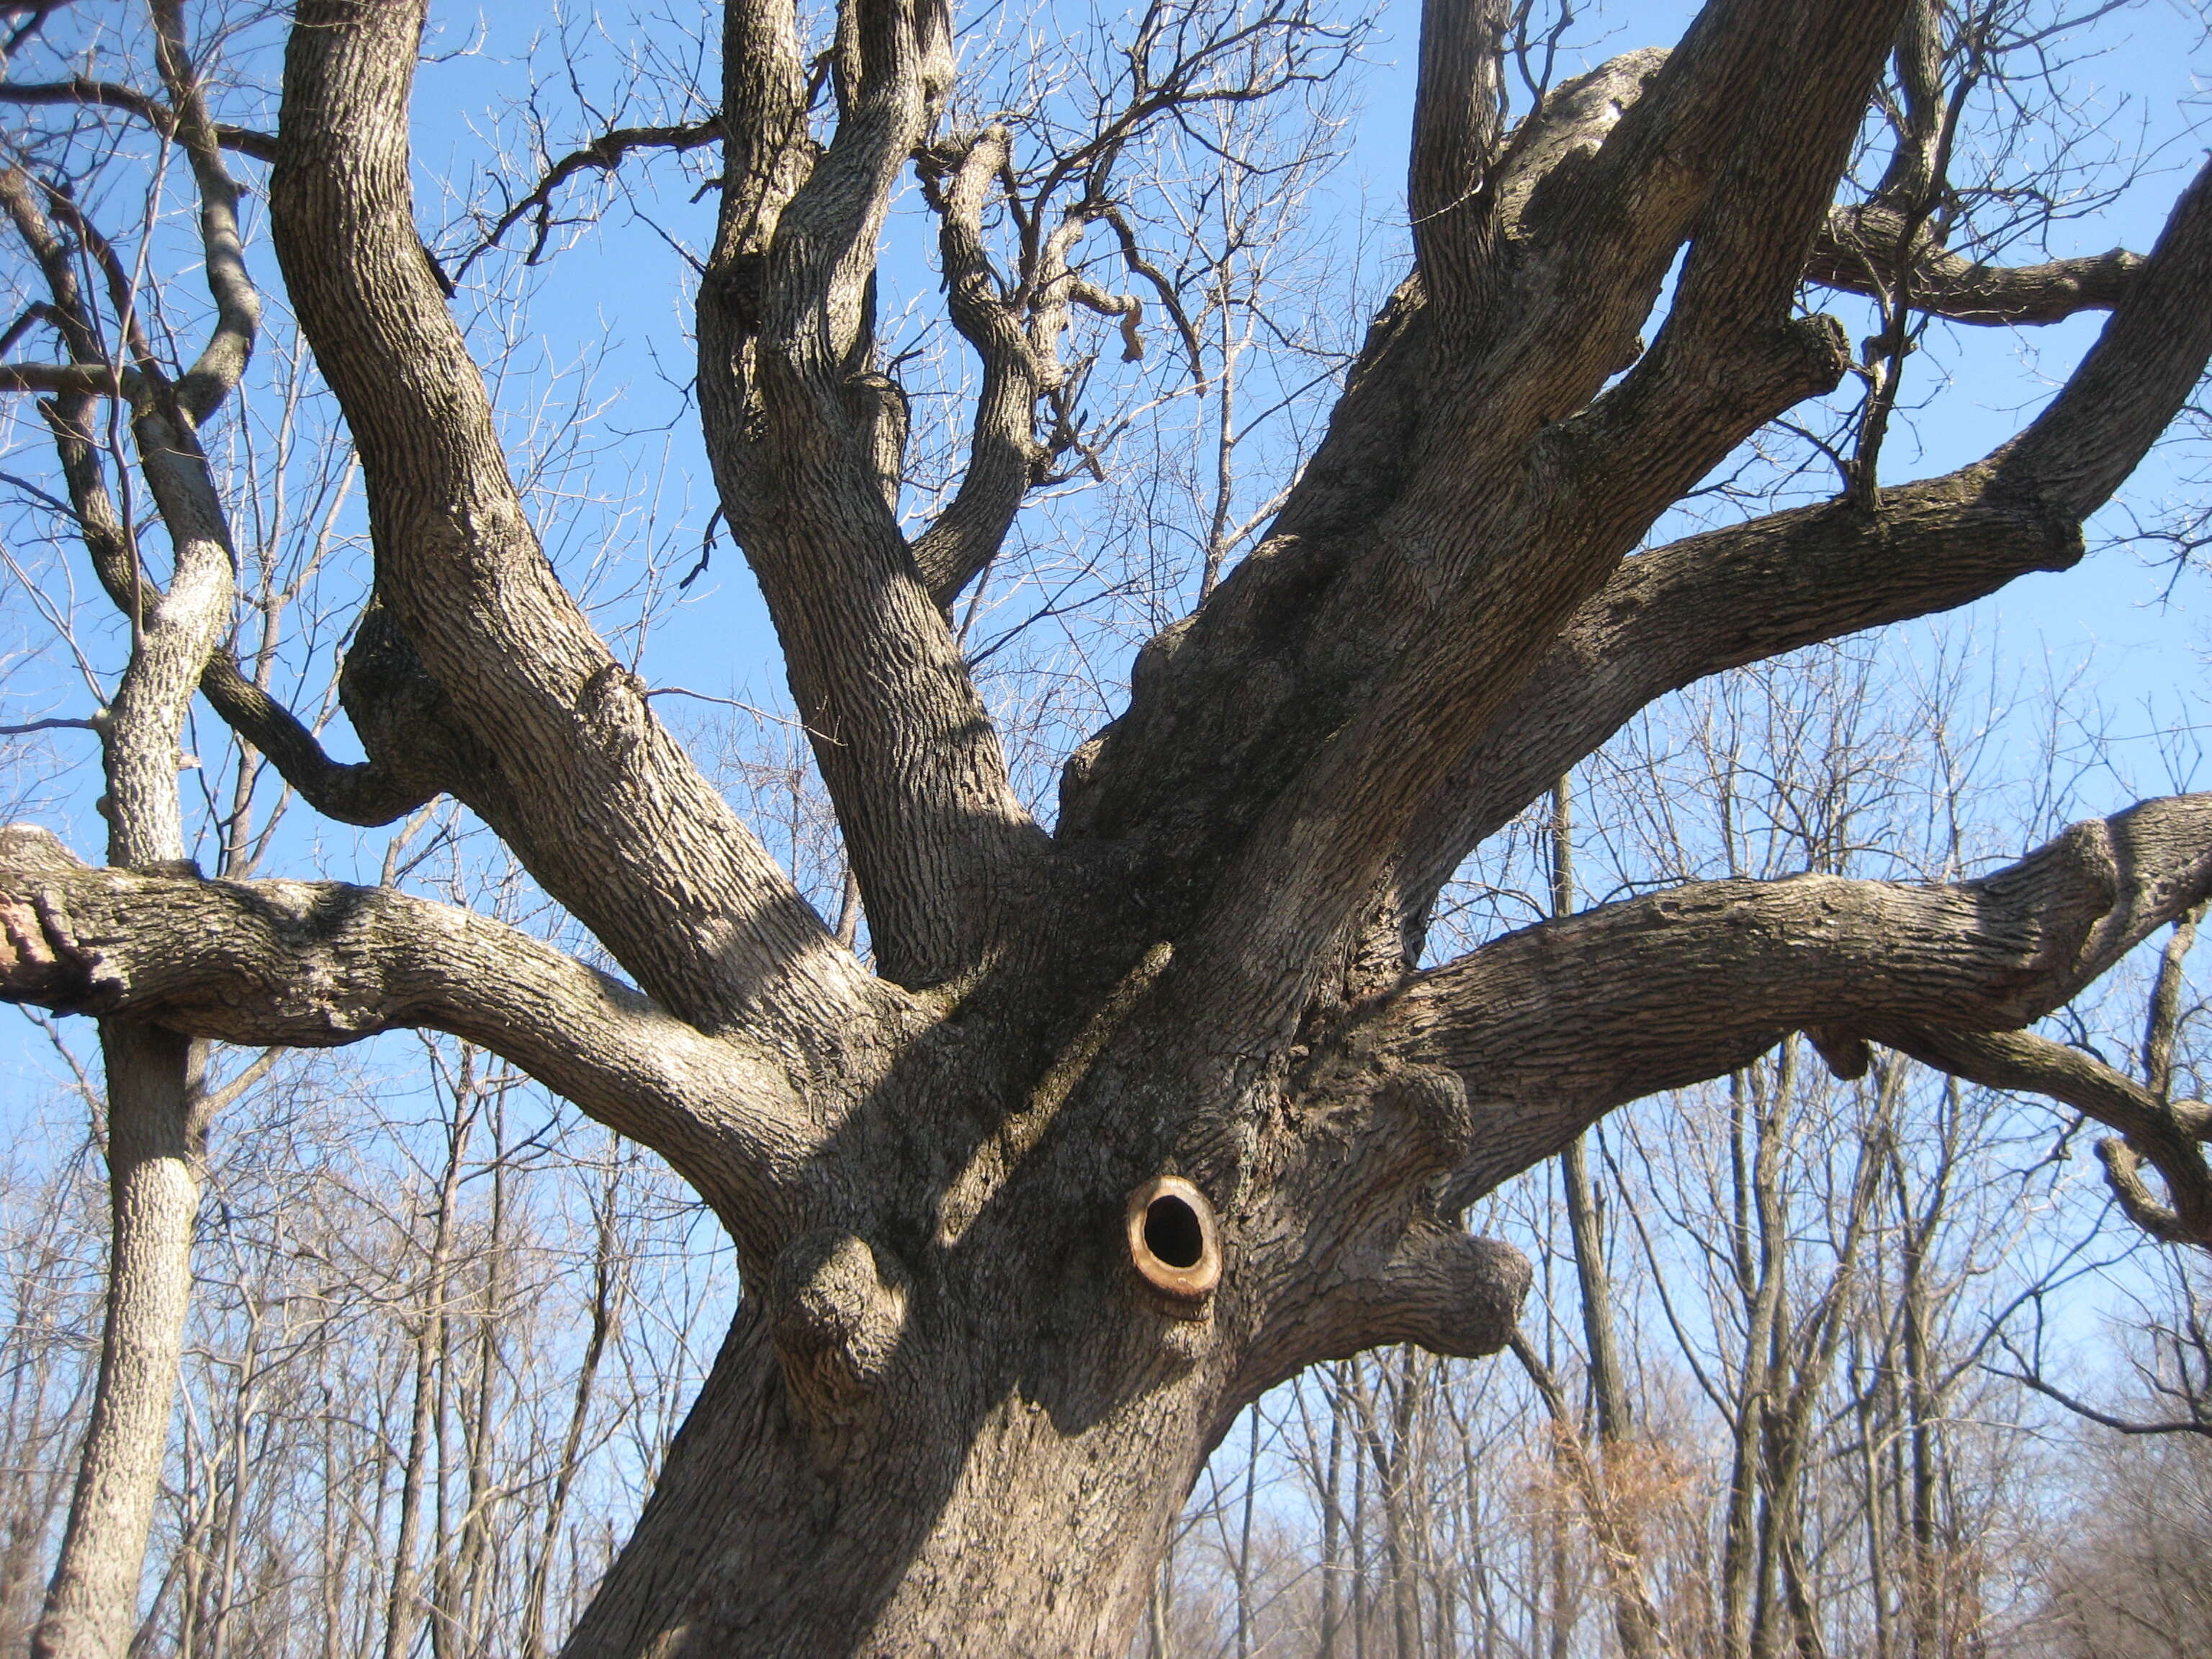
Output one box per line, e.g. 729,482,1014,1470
4,0,2212,1653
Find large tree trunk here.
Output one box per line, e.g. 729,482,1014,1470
545,1021,1524,1659
563,1297,1219,1658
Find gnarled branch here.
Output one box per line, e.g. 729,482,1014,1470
1876,1024,2212,1248
1808,202,2141,325
1238,1220,1529,1398
1357,795,2212,1208
1392,155,2212,956
0,826,810,1248
273,0,883,1044
911,125,1040,608
196,652,436,827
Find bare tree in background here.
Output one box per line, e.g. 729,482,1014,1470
4,0,2212,1653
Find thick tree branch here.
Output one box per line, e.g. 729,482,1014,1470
1406,0,1506,305
272,0,883,1045
1876,0,1945,205
1556,0,1903,526
1994,168,2212,523
196,651,436,827
1389,472,2081,947
698,0,1044,990
1064,8,1895,1025
1048,63,1650,861
1161,2,1898,1061
755,0,950,387
1356,795,2212,1208
1808,202,2141,325
1461,0,1887,337
1393,156,2212,952
0,826,811,1244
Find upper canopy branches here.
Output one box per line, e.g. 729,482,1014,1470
266,0,891,1049
1063,9,2212,1022
1389,153,2212,958
1,0,2209,1265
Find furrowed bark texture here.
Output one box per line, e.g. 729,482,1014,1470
6,0,2212,1654
271,0,885,1055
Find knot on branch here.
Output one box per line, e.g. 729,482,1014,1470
0,823,85,879
1805,1025,1871,1081
769,1229,911,1420
839,371,909,514
1357,1222,1530,1359
1372,1058,1478,1167
1750,313,1852,410
1974,816,2121,993
337,598,472,801
705,250,765,329
576,662,652,748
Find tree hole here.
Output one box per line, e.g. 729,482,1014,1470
1124,1174,1220,1310
1144,1194,1205,1269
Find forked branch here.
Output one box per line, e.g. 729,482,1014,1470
1878,1024,2212,1247
698,0,1043,989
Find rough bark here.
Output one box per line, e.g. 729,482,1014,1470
271,0,887,1047
4,1,2211,1654
1367,795,2212,1206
